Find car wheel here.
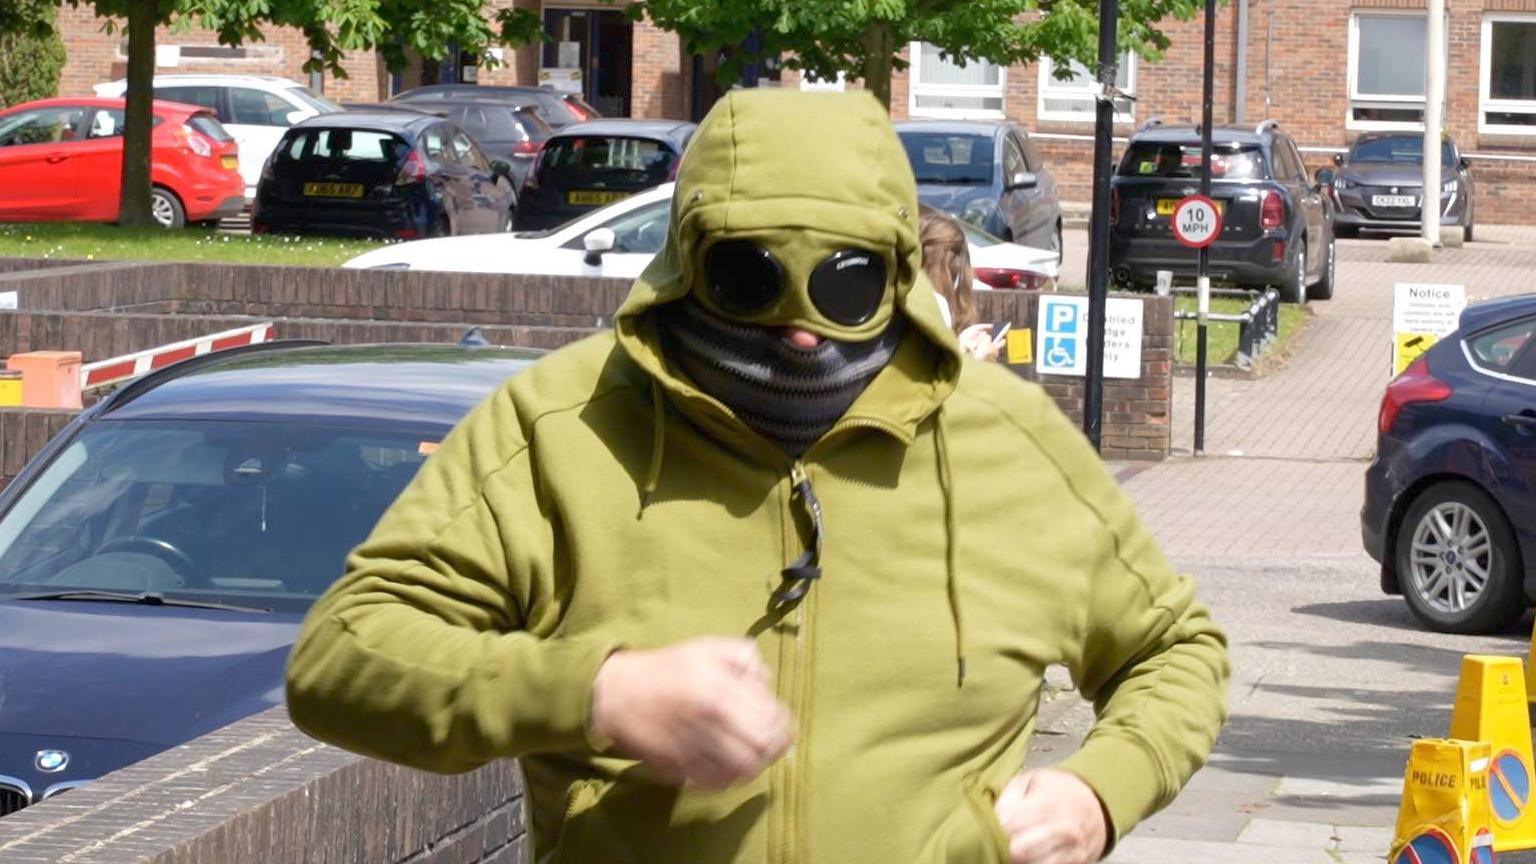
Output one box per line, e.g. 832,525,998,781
1465,210,1475,243
150,187,186,229
1279,241,1307,304
1397,481,1525,634
1335,224,1359,239
1307,238,1336,301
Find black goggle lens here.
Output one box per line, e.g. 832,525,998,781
808,249,887,327
706,240,782,317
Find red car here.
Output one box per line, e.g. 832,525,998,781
0,97,245,228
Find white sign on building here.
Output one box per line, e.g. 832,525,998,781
1392,283,1467,375
1036,295,1144,379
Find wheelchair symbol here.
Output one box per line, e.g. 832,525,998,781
1044,337,1077,368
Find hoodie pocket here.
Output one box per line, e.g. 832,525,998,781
920,777,1013,864
554,779,611,864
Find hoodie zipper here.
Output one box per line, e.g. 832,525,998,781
773,459,817,864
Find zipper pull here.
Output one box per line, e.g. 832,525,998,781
777,461,822,606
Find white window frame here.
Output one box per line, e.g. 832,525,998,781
1480,12,1536,135
1036,53,1135,124
907,42,1007,120
1347,10,1440,132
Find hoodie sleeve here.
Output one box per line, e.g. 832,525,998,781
285,385,618,774
1033,404,1231,849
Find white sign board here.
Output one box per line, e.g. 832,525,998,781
1036,295,1144,379
155,45,181,68
0,291,15,310
799,71,847,92
539,67,583,95
1392,283,1466,375
558,41,581,69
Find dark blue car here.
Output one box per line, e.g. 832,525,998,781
0,341,537,815
1363,294,1536,633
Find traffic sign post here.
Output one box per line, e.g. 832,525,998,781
1193,0,1217,457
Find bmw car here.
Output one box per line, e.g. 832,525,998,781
0,340,537,815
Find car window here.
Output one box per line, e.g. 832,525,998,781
538,135,676,185
454,131,491,172
87,108,126,139
1019,134,1045,173
156,86,224,119
0,107,86,147
282,128,403,164
0,421,435,610
605,199,672,253
422,125,452,162
187,112,234,143
1003,138,1027,180
1470,319,1536,375
455,107,488,141
1286,139,1310,183
230,87,297,126
1118,142,1267,179
898,132,995,185
1271,142,1302,183
517,108,554,140
1347,136,1456,167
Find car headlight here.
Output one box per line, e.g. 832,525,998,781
961,199,997,227
1443,179,1458,194
1334,177,1356,190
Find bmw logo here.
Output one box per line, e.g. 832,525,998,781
34,750,69,774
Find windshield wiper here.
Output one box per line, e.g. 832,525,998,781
9,590,271,614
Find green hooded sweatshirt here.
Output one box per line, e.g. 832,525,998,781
286,89,1229,864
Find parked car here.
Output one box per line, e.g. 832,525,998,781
0,97,244,229
513,120,694,232
1109,120,1336,304
895,120,1064,263
0,340,539,817
344,182,1060,287
252,111,518,240
1325,132,1476,240
390,84,600,129
426,100,554,192
1363,294,1536,634
94,74,343,202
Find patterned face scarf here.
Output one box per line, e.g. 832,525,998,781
661,300,905,456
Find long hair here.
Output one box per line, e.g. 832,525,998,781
918,205,976,332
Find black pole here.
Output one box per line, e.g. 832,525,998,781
1083,0,1119,449
1193,0,1217,456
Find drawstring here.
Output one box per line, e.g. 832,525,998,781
934,407,965,687
640,379,667,513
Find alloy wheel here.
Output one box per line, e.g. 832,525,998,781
150,194,176,228
1409,502,1494,614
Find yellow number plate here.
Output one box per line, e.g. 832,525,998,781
567,190,628,206
221,155,239,171
1156,198,1225,216
304,182,364,198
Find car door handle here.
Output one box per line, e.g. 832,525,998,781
45,155,67,164
1503,412,1536,430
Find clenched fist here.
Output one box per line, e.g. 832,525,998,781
590,637,794,791
994,768,1109,864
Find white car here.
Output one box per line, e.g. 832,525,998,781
94,74,343,202
345,183,1059,288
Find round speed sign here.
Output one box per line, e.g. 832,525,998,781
1172,195,1223,249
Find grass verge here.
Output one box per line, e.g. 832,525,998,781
1173,295,1309,368
0,223,384,268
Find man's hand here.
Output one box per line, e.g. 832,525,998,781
590,637,794,791
994,768,1109,864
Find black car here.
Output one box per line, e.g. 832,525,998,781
1327,132,1476,240
895,120,1064,262
429,100,554,192
390,85,600,130
0,341,539,816
253,111,518,239
1110,120,1336,304
515,119,696,232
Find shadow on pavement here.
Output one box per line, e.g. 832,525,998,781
1292,599,1534,642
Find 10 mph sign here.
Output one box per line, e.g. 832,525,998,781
1172,195,1223,249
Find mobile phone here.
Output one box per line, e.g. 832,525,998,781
991,321,1012,346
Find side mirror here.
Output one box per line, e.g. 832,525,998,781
1314,167,1335,186
1005,171,1038,191
1332,152,1344,166
583,227,616,266
490,159,512,179
285,110,308,126
1459,156,1470,171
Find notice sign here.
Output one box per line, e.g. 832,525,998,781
1393,283,1467,375
1036,295,1144,379
0,291,15,310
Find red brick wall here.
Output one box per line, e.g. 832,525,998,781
631,16,684,120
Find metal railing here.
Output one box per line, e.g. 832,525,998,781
1172,287,1281,369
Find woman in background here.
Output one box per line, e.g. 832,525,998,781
919,205,1002,361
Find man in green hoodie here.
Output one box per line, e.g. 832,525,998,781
286,89,1229,864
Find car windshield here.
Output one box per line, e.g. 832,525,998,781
290,86,344,114
539,135,676,185
900,133,994,185
1118,143,1266,179
0,420,432,612
1348,137,1456,166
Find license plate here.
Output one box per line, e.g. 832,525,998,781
304,182,364,199
567,190,629,206
1155,198,1225,216
1372,194,1417,208
221,155,238,171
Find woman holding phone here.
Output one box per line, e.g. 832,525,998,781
919,205,1004,361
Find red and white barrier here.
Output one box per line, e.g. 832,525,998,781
79,322,276,390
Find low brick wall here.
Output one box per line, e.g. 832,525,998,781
0,707,527,864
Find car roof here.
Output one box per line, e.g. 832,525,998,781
99,343,540,427
893,120,1007,136
106,74,306,88
1130,124,1271,146
292,111,443,132
552,119,695,145
1352,130,1458,145
1458,294,1536,335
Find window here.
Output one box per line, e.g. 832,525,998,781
1037,53,1134,123
541,136,676,183
1348,12,1444,129
1481,14,1536,133
1271,138,1306,183
1470,319,1536,374
0,107,84,147
290,129,401,163
1003,138,1027,180
1117,143,1266,179
155,86,223,118
898,132,995,185
87,109,126,139
422,126,450,161
452,131,490,171
909,42,1005,118
230,88,296,126
563,199,671,254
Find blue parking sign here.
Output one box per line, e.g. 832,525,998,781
1038,297,1086,375
1045,300,1079,334
1044,336,1077,368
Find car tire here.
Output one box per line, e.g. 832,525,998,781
150,187,186,229
1396,481,1525,634
1279,241,1307,304
1465,210,1475,243
1335,224,1358,239
1307,238,1336,301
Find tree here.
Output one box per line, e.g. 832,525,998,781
5,0,542,226
627,0,1204,111
0,0,66,108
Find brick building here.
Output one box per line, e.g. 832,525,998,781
49,0,1536,221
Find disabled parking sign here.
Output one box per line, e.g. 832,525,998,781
1035,295,1144,379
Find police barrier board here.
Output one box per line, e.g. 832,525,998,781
1390,738,1493,864
1451,654,1536,851
1035,295,1144,379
